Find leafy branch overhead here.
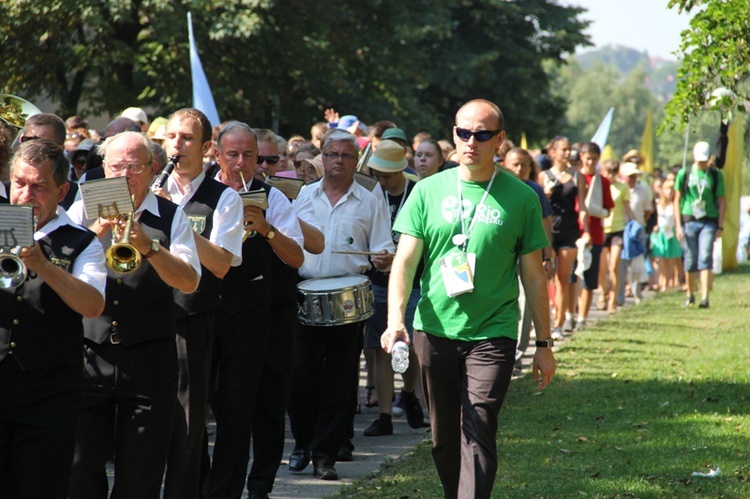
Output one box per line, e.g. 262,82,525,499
0,0,590,140
663,0,750,130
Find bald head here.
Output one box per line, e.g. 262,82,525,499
455,99,504,130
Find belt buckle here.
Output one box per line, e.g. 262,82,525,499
109,332,121,345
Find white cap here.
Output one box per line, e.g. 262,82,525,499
120,107,149,125
693,141,711,162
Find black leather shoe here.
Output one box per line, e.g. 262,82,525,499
313,462,339,480
288,447,311,472
400,390,425,429
336,444,353,462
364,417,393,436
248,491,269,499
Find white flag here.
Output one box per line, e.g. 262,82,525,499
188,12,220,126
591,107,614,150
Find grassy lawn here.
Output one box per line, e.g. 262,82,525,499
332,264,750,498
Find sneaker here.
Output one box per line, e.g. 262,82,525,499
391,395,405,417
551,327,564,341
364,416,393,436
575,318,587,331
699,298,710,309
400,390,425,429
683,295,695,308
562,317,575,332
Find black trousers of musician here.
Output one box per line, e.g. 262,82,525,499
245,302,297,494
69,338,178,499
0,359,80,499
413,331,516,499
206,305,272,498
287,321,363,467
164,310,215,499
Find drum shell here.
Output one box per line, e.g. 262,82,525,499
297,275,374,326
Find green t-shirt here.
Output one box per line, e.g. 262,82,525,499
393,168,548,342
675,164,725,218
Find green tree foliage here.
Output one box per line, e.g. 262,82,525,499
664,0,750,128
0,0,590,138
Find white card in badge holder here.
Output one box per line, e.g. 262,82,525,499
692,200,707,219
440,251,476,297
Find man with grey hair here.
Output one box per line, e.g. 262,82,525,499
67,131,201,498
287,130,395,481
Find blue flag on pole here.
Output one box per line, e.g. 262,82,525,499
591,107,614,150
188,12,220,126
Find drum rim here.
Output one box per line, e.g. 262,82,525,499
298,274,371,292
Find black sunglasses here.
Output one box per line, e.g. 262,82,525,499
455,127,502,142
257,155,280,165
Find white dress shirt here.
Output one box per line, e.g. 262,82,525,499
166,172,244,266
0,182,7,200
67,191,202,277
294,179,395,280
36,207,107,296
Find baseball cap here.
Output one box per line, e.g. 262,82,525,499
693,141,711,162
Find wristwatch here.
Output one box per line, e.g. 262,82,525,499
143,239,160,259
264,225,276,240
535,338,554,348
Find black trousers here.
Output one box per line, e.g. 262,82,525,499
245,303,297,494
287,321,362,466
70,338,178,499
164,311,215,499
206,305,271,498
0,359,80,499
414,331,516,499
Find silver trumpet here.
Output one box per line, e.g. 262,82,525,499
0,248,27,290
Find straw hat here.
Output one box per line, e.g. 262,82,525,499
367,139,407,173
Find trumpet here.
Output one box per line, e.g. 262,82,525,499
239,171,257,242
0,248,27,290
100,204,142,274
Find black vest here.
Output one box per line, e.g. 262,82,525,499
219,180,275,314
268,192,301,306
174,177,232,318
83,197,178,346
0,224,96,371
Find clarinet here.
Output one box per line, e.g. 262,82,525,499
153,155,180,189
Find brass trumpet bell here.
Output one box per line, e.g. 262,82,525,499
0,252,27,290
105,214,142,274
0,94,42,131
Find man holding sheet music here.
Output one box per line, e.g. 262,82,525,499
157,108,244,499
287,130,394,481
207,121,304,499
67,131,201,499
0,140,106,498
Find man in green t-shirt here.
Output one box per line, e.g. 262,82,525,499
674,141,726,308
381,99,556,499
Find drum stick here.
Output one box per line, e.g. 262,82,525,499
331,250,391,256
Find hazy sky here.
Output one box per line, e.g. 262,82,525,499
569,0,692,60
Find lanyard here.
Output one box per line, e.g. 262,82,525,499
454,169,497,251
384,179,410,222
692,165,706,201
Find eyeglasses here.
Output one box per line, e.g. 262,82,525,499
66,132,83,140
105,162,149,174
323,152,357,162
454,127,502,143
257,155,280,165
19,135,41,143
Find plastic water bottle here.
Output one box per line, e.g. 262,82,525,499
391,341,410,374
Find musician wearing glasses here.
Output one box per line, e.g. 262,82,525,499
67,131,201,498
287,130,394,481
381,100,556,498
252,128,283,181
207,121,304,499
0,140,106,498
155,108,244,499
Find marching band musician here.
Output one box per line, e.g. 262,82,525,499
287,130,395,481
158,108,244,499
206,122,304,499
67,131,201,499
0,140,106,498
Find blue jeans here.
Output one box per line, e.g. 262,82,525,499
684,219,718,272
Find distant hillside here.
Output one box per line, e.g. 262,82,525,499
573,44,679,101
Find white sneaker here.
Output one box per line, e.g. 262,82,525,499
551,327,564,341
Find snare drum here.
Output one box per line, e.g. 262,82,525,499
297,275,374,326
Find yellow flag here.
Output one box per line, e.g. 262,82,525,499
639,110,654,174
721,117,744,271
520,132,528,150
601,144,616,162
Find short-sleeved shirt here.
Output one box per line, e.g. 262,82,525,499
675,164,725,218
604,181,630,234
525,179,554,219
393,168,548,342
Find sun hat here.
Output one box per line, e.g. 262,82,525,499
367,139,407,173
619,162,642,177
381,128,407,143
693,141,711,162
120,107,148,125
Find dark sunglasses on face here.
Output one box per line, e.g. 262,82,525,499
455,127,502,142
257,155,280,165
